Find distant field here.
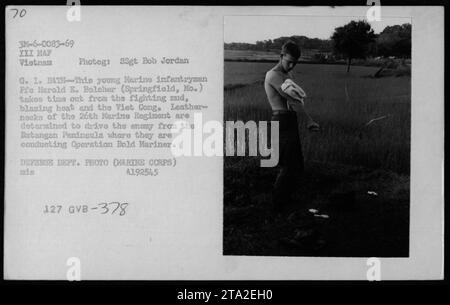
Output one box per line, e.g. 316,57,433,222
224,49,325,62
224,49,280,61
224,62,411,174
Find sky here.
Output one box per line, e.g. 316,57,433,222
224,15,411,43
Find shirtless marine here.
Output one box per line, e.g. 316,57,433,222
264,40,320,211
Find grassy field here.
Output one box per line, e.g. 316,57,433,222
225,62,411,174
223,61,411,257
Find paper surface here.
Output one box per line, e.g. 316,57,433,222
4,6,444,280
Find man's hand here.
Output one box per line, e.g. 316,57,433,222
306,120,320,132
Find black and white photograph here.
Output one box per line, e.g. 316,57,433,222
223,15,412,257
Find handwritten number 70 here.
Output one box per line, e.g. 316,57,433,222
11,9,27,18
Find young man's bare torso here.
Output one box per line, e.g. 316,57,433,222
264,67,294,111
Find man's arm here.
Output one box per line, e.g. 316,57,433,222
267,72,319,130
288,101,319,130
266,71,298,102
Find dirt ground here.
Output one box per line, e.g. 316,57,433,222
223,157,410,257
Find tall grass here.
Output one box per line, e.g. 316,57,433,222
224,62,411,174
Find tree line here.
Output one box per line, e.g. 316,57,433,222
225,35,333,53
225,21,411,70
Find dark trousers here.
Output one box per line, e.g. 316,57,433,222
271,111,304,208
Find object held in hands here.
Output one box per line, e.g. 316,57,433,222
307,120,321,132
281,78,307,105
